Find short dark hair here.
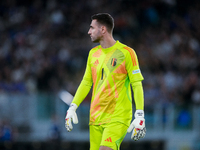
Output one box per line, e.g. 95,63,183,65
91,13,114,33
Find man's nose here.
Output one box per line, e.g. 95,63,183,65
88,30,91,35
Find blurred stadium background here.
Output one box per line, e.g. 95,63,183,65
0,0,200,150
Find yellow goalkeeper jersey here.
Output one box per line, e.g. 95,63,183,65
73,41,144,126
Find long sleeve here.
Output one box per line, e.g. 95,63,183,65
131,81,144,110
124,46,144,110
72,79,92,107
71,51,93,107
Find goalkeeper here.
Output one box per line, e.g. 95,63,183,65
65,13,146,150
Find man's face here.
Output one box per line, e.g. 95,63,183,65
88,19,103,43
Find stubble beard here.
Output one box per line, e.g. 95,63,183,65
92,38,100,43
91,34,102,43
91,30,102,43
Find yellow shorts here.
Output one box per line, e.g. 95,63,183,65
89,122,128,150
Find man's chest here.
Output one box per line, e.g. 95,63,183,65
90,49,126,78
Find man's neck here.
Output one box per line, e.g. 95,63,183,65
100,36,116,49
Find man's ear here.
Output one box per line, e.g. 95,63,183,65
101,26,107,34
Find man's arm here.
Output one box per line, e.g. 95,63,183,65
71,79,92,107
124,47,146,140
65,52,93,131
71,49,93,106
127,81,146,141
131,81,144,110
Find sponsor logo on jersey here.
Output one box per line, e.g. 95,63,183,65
93,59,99,66
132,69,140,74
105,137,112,142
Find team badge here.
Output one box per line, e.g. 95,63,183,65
111,58,117,66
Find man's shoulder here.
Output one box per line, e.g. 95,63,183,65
117,42,135,53
90,45,101,51
117,41,127,48
88,45,102,58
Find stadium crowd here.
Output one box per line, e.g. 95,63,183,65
0,0,199,107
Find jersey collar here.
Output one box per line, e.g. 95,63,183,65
101,40,119,54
